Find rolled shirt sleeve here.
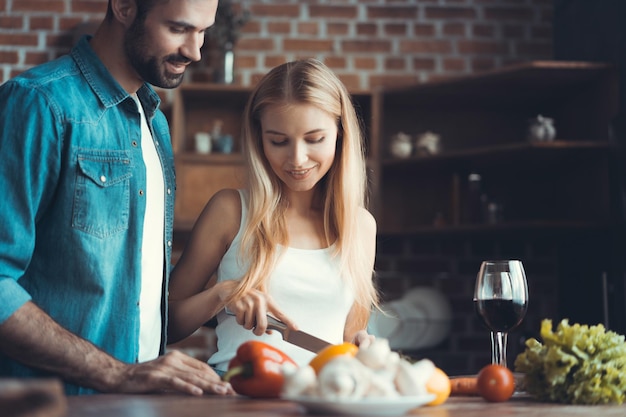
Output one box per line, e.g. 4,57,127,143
0,278,32,324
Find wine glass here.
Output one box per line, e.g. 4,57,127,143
473,260,528,368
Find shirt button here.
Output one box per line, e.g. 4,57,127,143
100,175,107,183
139,190,144,196
167,241,172,247
167,188,171,195
132,141,138,147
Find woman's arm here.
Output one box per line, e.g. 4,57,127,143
168,189,299,343
167,189,242,343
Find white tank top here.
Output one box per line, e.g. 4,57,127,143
208,190,354,371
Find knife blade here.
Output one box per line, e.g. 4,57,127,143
266,315,331,353
224,309,331,353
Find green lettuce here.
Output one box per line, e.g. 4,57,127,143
514,319,626,404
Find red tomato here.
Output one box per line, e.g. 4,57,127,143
476,364,515,402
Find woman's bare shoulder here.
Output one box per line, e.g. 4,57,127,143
209,188,242,210
357,207,377,235
194,188,243,241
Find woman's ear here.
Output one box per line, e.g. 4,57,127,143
110,0,137,28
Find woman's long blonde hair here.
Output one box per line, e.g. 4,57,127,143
229,58,378,329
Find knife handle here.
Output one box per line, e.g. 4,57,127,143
266,315,288,332
225,308,288,334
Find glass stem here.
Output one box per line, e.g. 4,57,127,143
490,331,508,368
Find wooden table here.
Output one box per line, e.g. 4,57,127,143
65,394,626,417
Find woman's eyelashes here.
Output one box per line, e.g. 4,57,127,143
267,136,326,146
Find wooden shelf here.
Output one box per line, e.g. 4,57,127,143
379,220,612,237
380,140,612,171
373,61,618,235
380,61,614,108
175,152,245,165
171,84,252,154
377,61,618,159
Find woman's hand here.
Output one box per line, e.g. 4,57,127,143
351,330,375,349
218,281,298,336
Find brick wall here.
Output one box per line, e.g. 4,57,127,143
0,0,553,88
1,0,557,375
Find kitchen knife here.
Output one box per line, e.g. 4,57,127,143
265,315,331,353
225,309,331,353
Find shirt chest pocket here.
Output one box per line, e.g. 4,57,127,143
72,153,132,238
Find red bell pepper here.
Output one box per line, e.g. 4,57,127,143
223,340,296,398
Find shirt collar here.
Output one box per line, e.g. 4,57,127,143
71,35,161,116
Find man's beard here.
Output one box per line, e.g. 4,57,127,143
124,20,191,89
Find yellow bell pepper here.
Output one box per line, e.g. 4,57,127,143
309,342,358,374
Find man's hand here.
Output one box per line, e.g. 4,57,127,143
0,302,234,395
113,350,234,396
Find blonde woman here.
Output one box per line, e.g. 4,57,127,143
168,59,379,374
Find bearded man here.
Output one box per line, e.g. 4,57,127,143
0,0,233,396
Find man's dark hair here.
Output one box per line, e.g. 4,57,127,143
105,0,168,22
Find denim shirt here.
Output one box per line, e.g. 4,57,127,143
0,36,176,395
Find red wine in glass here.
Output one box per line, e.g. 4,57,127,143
474,260,528,368
474,299,527,332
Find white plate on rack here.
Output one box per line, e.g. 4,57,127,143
368,287,453,350
284,395,436,416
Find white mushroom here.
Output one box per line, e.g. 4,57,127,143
394,358,435,396
356,338,393,370
365,369,401,398
281,363,317,397
377,350,401,377
317,356,371,400
281,338,441,402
